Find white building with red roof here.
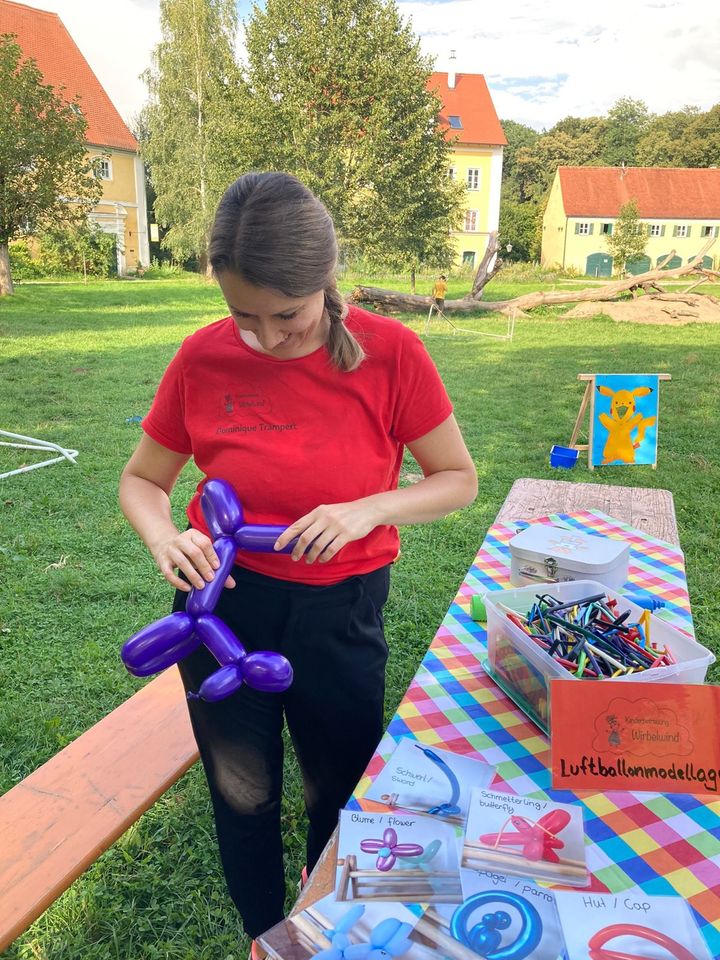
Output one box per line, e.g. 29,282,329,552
542,166,720,276
429,68,506,269
0,0,150,273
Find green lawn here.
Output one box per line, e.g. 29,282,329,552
1,277,719,959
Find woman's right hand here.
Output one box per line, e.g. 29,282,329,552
151,528,236,593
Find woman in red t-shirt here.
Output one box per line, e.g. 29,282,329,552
119,172,477,954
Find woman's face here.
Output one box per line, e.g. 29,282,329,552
217,271,328,358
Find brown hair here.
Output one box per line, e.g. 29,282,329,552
209,172,365,371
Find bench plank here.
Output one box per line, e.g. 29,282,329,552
0,668,198,952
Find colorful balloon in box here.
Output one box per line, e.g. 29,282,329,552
483,579,715,734
121,479,295,702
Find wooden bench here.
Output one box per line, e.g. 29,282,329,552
0,479,679,952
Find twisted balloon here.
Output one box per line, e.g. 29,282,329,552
121,479,294,702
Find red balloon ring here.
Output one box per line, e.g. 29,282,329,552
588,924,697,960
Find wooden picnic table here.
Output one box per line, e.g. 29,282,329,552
290,477,680,917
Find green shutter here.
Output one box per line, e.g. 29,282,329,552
716,227,720,238
589,223,594,235
647,225,653,237
661,225,666,237
686,226,692,238
672,225,679,237
574,223,580,234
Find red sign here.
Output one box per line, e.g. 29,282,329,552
550,679,720,795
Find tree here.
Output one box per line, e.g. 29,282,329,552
140,0,243,272
498,198,541,261
500,119,540,202
0,34,101,295
236,0,463,278
602,97,653,167
606,200,647,275
635,106,702,166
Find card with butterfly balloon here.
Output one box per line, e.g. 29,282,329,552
461,787,589,886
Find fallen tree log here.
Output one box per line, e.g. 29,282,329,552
351,239,717,317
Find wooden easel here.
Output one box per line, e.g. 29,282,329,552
336,854,461,904
569,374,671,470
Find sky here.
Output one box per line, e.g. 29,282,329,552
14,0,720,132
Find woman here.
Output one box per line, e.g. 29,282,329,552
119,172,477,953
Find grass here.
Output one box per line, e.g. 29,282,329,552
1,276,719,958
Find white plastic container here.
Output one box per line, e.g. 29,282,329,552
484,579,714,734
509,524,630,591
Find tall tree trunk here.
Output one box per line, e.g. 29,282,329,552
410,266,416,295
0,243,14,296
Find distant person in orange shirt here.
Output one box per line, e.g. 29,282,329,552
432,274,448,312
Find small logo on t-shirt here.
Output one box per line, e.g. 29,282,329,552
222,388,273,418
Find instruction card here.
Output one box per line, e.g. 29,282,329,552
551,679,720,795
335,808,463,904
462,787,588,886
554,890,713,960
427,870,564,960
364,736,495,821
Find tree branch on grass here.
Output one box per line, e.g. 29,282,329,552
351,237,717,318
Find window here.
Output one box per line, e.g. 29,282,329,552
649,224,664,237
575,222,592,235
95,157,112,180
673,224,689,238
466,168,481,190
701,225,715,238
462,251,475,267
601,222,613,235
464,210,478,232
448,115,463,129
448,167,456,179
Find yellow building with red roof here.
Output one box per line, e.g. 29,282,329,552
542,166,720,276
0,0,150,273
429,69,506,269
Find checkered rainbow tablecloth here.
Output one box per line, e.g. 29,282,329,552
351,510,720,956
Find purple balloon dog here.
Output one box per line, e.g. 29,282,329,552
121,479,294,702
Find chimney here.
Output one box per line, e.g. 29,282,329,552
448,50,456,89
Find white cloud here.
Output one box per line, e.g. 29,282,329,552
400,0,720,128
17,0,720,131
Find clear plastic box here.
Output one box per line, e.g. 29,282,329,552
483,579,715,734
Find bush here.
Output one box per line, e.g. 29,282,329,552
8,240,43,280
141,258,195,279
38,224,117,277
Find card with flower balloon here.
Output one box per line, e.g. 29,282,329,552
363,737,495,824
335,809,463,904
462,787,588,886
553,889,713,960
418,870,564,960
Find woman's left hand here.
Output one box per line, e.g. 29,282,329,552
274,499,382,564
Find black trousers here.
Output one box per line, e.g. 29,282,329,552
173,563,390,937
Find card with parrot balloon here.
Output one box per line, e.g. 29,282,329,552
420,870,564,960
335,809,463,904
363,737,495,824
462,787,588,886
553,889,713,960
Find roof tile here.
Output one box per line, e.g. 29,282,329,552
559,166,720,219
428,72,506,147
0,0,137,151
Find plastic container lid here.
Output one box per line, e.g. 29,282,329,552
509,524,630,575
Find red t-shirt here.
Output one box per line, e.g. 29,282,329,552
142,304,453,584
